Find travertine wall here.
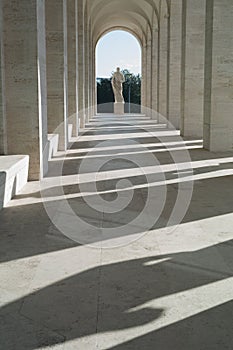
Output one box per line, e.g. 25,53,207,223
1,0,233,181
181,0,205,138
77,0,85,128
37,0,48,177
146,28,152,110
46,0,68,150
158,1,169,117
0,1,6,155
141,38,147,109
83,6,89,120
151,14,158,114
2,0,47,180
169,0,182,129
67,0,78,137
204,0,233,151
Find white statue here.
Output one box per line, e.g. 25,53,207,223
111,67,125,103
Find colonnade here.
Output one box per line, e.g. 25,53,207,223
0,0,233,180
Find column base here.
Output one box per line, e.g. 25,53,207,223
114,102,125,115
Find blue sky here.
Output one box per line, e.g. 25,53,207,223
96,30,141,78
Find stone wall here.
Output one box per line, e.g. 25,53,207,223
2,0,47,180
204,0,233,151
0,1,6,155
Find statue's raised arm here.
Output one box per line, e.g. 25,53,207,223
111,67,125,103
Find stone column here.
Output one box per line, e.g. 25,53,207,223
92,45,97,115
151,14,159,115
146,30,152,111
169,0,182,129
158,2,169,118
86,27,92,121
141,39,147,109
2,0,48,180
77,0,85,128
84,7,89,122
46,0,68,151
88,39,95,119
75,0,79,127
0,1,6,155
181,0,205,138
67,0,78,137
203,0,233,151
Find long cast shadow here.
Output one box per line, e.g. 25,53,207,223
0,240,232,349
109,300,233,350
1,170,233,263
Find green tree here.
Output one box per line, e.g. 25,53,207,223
122,69,141,112
96,78,114,113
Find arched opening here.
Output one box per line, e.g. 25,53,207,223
95,30,142,114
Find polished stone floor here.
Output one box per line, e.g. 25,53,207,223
0,114,233,349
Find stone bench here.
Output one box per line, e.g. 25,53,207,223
68,124,73,141
48,134,59,160
0,155,29,209
47,125,75,161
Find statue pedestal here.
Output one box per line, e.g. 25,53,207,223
114,102,125,115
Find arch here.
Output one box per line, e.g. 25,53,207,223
87,0,160,43
92,7,152,39
89,0,154,44
95,29,142,77
95,29,142,112
93,18,147,51
95,26,143,50
83,0,160,113
89,0,158,23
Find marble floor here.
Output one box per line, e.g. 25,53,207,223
0,114,233,349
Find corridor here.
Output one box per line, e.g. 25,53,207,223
0,114,233,349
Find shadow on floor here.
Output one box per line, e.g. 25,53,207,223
109,300,233,350
0,240,232,349
1,164,233,263
0,202,79,264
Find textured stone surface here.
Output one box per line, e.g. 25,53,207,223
114,102,125,115
0,155,29,208
204,0,233,152
48,134,59,160
77,0,85,128
67,0,78,137
181,0,205,138
0,1,6,155
169,0,182,129
158,1,169,118
46,0,68,151
1,114,233,349
2,0,233,180
151,16,158,113
2,0,47,180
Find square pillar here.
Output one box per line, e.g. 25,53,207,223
77,0,85,128
181,0,205,138
67,0,78,137
151,18,158,114
46,0,68,150
204,0,233,151
84,7,89,123
2,0,48,180
141,40,147,108
169,0,182,129
146,36,152,111
0,1,7,155
158,4,169,118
